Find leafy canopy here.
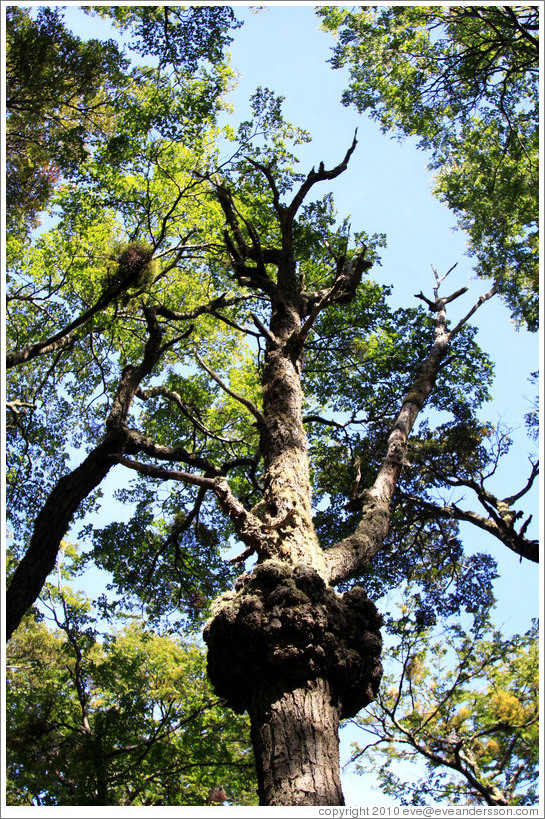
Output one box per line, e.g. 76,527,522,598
6,545,257,806
319,5,539,329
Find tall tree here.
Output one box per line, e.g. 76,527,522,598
5,8,539,807
319,5,539,330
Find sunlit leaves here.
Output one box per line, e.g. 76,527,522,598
347,600,539,805
6,6,126,233
6,599,257,805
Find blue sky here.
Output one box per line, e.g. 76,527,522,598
21,2,541,807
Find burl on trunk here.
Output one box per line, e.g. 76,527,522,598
204,562,383,805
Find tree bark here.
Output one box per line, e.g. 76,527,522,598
248,677,344,806
5,429,138,641
204,561,383,806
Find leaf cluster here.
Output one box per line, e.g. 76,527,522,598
347,599,539,805
319,5,539,328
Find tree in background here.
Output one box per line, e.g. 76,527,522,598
5,6,539,807
6,543,256,806
6,6,124,233
5,5,239,236
346,596,539,806
319,5,539,330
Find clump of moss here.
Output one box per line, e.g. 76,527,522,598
103,241,158,302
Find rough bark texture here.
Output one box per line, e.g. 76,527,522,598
203,149,386,805
204,561,383,718
257,336,327,574
248,677,344,806
202,227,499,803
204,561,383,804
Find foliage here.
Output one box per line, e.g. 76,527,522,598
5,7,539,807
5,6,125,233
5,4,237,562
5,548,257,806
93,5,241,73
319,5,539,329
347,598,539,806
5,5,240,237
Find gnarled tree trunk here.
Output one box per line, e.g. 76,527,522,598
204,561,383,805
203,143,495,805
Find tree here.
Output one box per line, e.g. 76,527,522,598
319,5,539,330
5,545,256,806
5,8,539,807
5,6,124,233
347,597,539,806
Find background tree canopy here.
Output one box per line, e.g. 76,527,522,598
319,4,539,330
4,3,539,808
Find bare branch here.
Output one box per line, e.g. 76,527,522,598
400,492,539,563
285,131,358,224
324,268,497,585
126,429,222,476
503,459,539,505
450,281,498,336
244,156,282,214
298,249,372,340
111,454,218,489
113,456,270,558
155,293,241,322
251,312,280,347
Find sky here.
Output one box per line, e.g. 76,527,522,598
6,1,543,809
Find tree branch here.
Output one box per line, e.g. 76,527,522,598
324,272,499,585
6,307,166,640
284,131,358,224
113,456,271,559
195,351,266,429
297,248,372,342
400,492,539,563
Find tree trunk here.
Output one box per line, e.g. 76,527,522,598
6,307,164,640
203,150,386,806
248,677,344,806
204,561,383,806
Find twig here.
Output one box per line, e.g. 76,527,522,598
195,352,266,428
